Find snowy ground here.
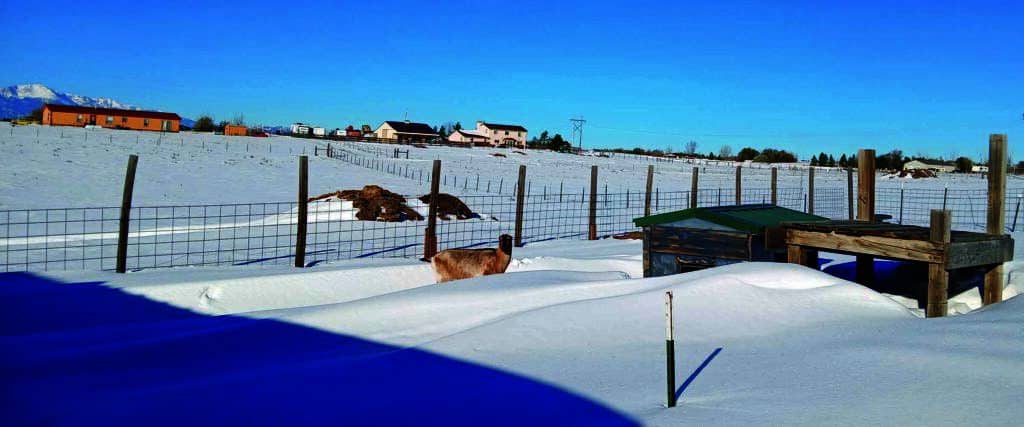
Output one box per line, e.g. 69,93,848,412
4,238,1023,425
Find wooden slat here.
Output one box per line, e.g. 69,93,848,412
985,133,1008,305
947,238,1015,270
649,226,752,260
785,229,946,263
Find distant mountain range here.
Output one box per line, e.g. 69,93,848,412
0,83,196,127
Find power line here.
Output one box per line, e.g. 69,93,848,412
569,116,586,150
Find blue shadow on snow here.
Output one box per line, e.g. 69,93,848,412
0,272,637,426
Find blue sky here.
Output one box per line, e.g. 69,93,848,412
2,0,1021,160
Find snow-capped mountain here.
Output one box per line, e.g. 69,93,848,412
0,83,141,119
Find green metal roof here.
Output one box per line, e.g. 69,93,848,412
633,204,827,232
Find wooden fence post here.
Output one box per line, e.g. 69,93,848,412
735,165,742,205
770,167,778,206
644,165,654,216
856,149,876,286
589,165,598,240
807,167,815,215
665,291,677,408
985,134,1007,305
424,160,441,259
927,209,951,318
847,168,854,220
514,165,527,247
690,167,699,209
115,155,138,274
294,156,309,268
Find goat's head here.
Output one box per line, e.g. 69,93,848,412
498,234,513,254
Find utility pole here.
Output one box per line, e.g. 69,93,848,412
570,116,586,151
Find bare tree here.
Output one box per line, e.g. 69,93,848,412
684,140,698,155
231,113,246,126
718,144,733,159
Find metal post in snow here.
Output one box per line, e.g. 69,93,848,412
899,188,905,225
942,187,948,211
665,291,677,408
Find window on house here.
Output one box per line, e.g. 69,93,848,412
122,117,128,124
505,131,509,135
76,114,82,122
144,119,150,127
106,116,113,124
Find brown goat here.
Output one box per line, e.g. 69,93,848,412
430,235,513,283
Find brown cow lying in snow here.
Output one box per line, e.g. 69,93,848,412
431,234,513,283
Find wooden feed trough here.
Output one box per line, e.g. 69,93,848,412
783,215,1013,317
634,204,826,278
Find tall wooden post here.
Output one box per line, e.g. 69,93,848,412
985,134,1008,305
294,156,309,268
644,165,654,217
514,165,527,247
690,167,699,208
770,167,778,206
115,155,138,274
665,291,677,408
927,209,952,318
847,168,854,220
589,165,598,240
424,160,441,259
735,166,742,205
856,149,876,286
807,167,815,214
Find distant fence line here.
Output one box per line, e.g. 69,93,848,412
1,154,1022,273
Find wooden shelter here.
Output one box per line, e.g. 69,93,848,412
634,204,826,277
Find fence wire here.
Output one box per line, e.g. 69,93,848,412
2,186,1022,272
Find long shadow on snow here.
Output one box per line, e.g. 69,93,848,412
0,272,637,426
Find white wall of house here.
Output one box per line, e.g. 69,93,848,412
476,121,527,148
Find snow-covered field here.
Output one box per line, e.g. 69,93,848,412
2,123,1021,272
4,239,1022,425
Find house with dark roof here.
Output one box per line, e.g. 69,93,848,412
42,104,181,132
476,121,528,148
375,120,438,143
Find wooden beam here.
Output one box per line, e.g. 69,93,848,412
857,149,876,222
771,167,778,205
807,167,815,214
735,165,742,205
115,155,138,274
847,169,854,220
424,160,441,259
514,164,527,247
644,165,654,217
787,245,804,265
856,150,876,286
294,156,308,268
785,229,945,263
927,210,952,318
985,134,1007,305
690,167,699,208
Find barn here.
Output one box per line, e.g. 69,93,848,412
41,104,181,132
224,124,247,136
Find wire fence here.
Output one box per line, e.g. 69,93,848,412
2,185,1021,273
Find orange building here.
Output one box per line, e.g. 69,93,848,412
224,124,247,136
42,104,181,132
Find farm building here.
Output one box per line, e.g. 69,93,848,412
224,124,247,136
41,104,180,132
313,127,326,137
903,160,954,173
634,204,825,277
476,121,528,148
290,123,311,135
448,129,490,146
375,121,438,143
